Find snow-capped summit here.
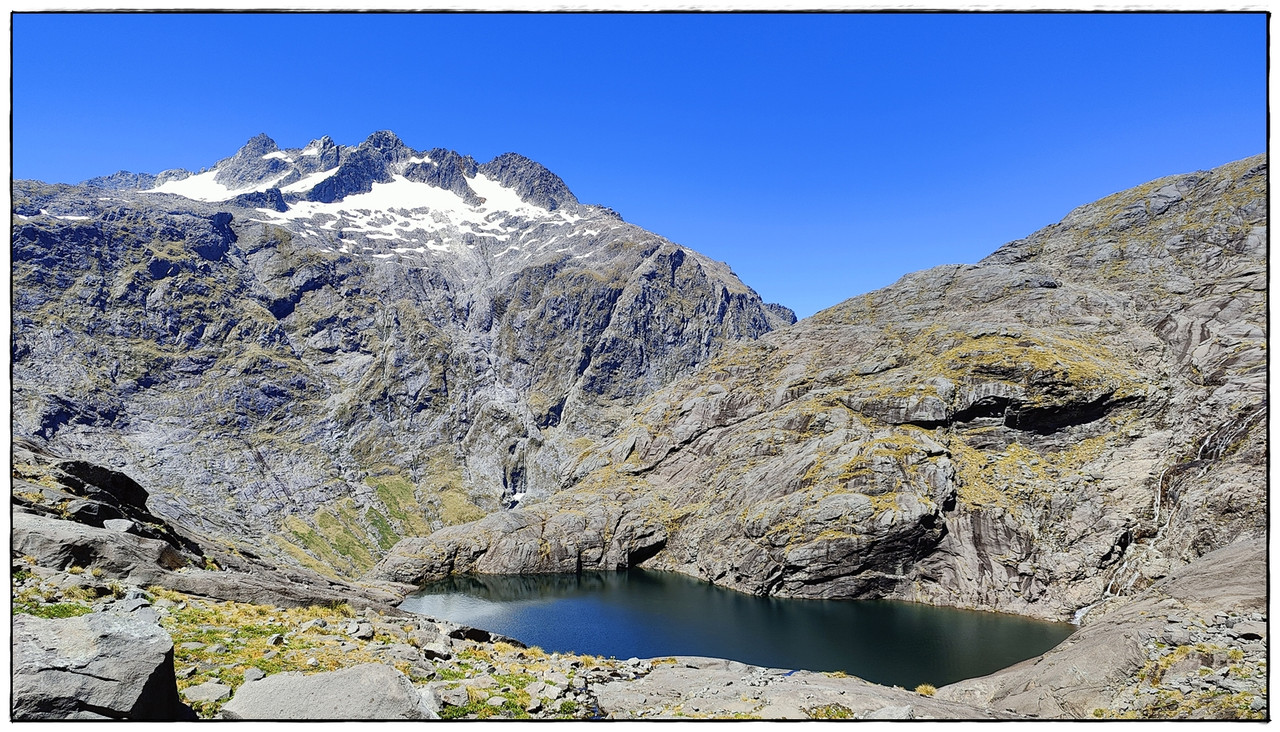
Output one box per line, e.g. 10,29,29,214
120,131,618,273
138,131,579,216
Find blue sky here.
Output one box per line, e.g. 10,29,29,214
13,13,1267,319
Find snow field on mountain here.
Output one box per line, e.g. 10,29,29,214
145,169,291,201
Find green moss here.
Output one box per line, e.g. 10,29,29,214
369,475,434,537
806,703,854,719
439,490,486,526
269,533,340,578
281,515,356,576
364,507,400,550
15,601,93,619
314,508,376,573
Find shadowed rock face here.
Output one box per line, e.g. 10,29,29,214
370,155,1266,622
11,132,794,577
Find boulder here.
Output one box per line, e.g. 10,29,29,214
12,611,194,720
181,681,231,704
219,663,438,720
12,512,185,582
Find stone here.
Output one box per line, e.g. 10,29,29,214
220,663,438,720
409,662,436,679
418,642,452,661
378,643,422,663
266,633,284,646
543,671,570,687
181,682,232,704
243,667,266,683
12,513,185,585
864,705,915,720
435,684,470,707
12,611,194,720
1231,620,1265,640
103,518,138,533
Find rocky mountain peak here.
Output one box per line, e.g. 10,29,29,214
361,129,408,154
214,133,289,189
239,132,280,156
12,129,796,554
478,152,578,211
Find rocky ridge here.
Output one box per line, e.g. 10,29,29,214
12,131,793,576
371,154,1267,624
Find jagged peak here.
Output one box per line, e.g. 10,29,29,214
361,130,408,154
478,152,578,211
237,133,279,157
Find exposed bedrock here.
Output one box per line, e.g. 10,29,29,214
370,155,1266,623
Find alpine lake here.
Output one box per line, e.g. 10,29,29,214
400,569,1074,689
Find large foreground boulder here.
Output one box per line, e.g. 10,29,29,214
11,611,194,720
218,663,439,720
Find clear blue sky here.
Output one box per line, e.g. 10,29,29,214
13,13,1267,319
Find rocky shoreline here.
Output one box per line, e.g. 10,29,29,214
11,515,1266,720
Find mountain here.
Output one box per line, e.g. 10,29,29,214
10,138,1267,721
11,137,1265,622
12,131,794,577
371,154,1267,622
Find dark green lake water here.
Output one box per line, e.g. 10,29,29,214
400,569,1073,688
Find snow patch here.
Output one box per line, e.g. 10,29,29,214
145,168,291,201
280,167,339,193
145,170,232,200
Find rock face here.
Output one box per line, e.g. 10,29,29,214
12,610,194,720
371,154,1266,622
11,131,793,577
938,538,1267,718
219,663,439,720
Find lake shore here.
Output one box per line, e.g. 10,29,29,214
12,534,1264,720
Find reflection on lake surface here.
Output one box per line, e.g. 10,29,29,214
400,570,1074,688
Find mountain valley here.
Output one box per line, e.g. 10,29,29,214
10,135,1267,719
